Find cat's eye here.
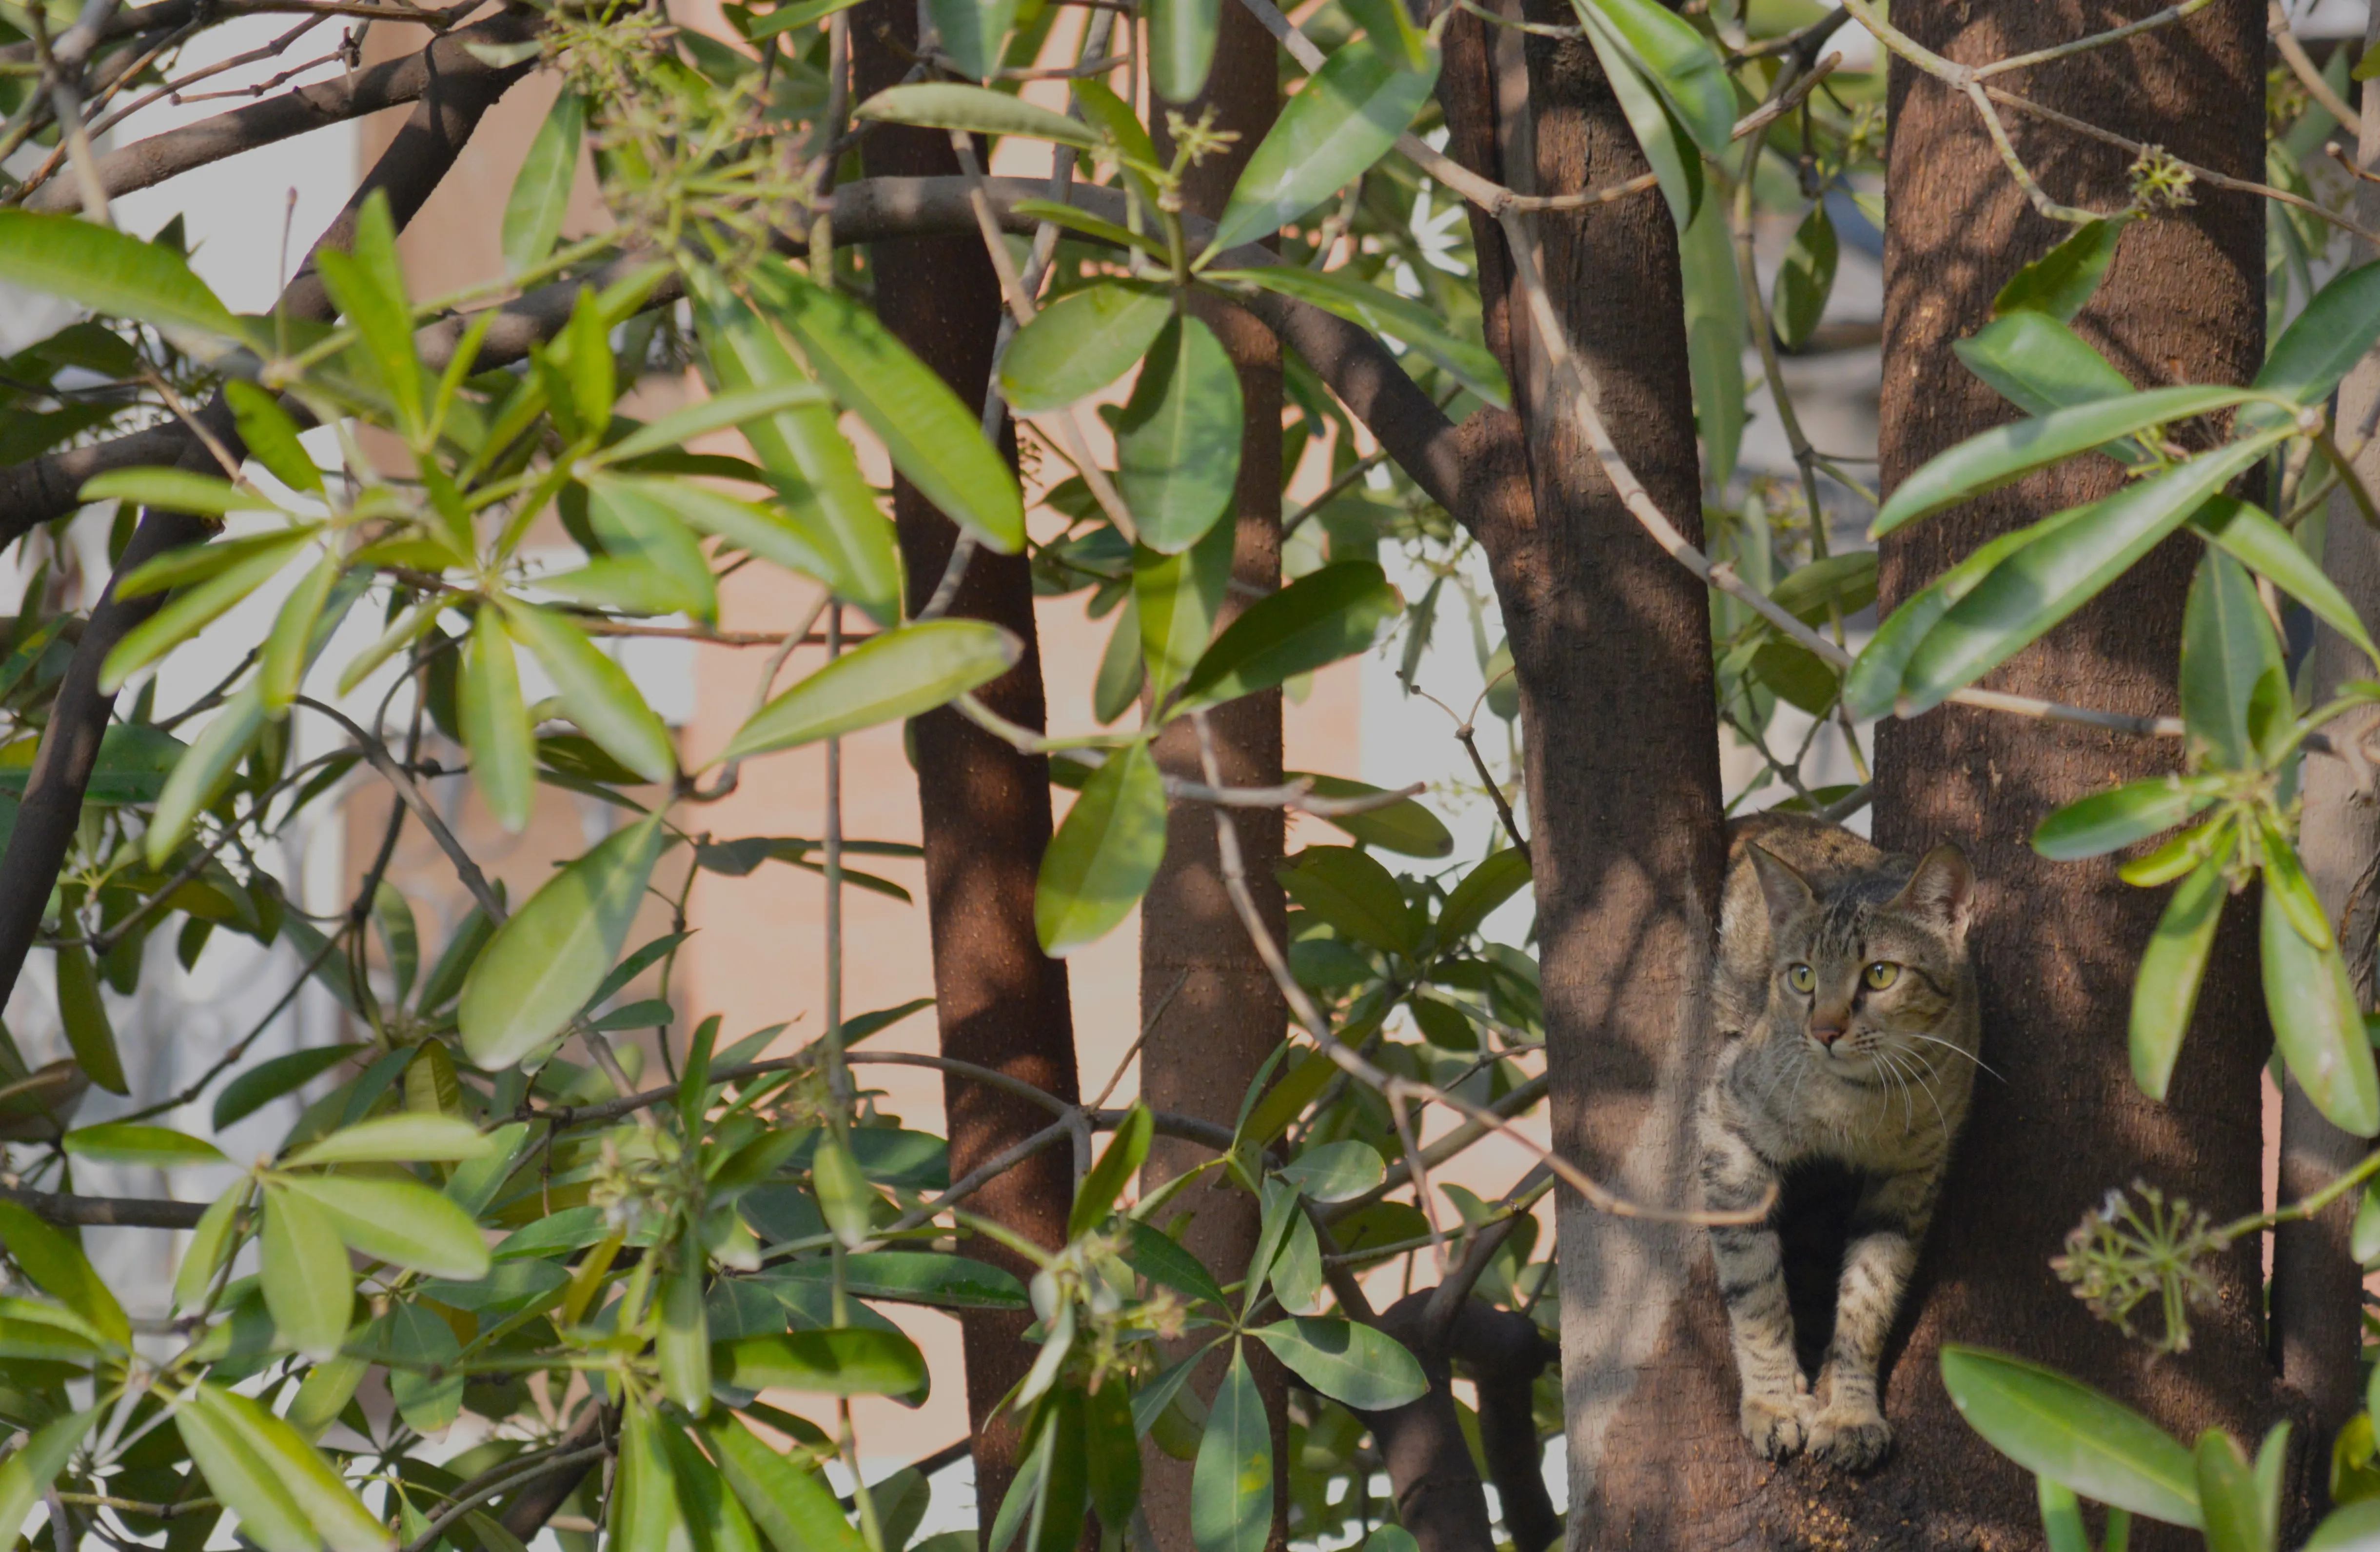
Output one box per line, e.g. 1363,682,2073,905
1786,963,1814,993
1863,962,1901,990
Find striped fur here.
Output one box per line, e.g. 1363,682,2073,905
1695,813,1978,1472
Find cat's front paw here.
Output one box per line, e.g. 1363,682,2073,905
1805,1404,1891,1472
1739,1393,1805,1459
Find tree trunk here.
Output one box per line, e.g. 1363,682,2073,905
1136,12,1291,1550
1866,1,2287,1544
1437,6,1737,1546
851,11,1084,1536
2281,2,2380,1482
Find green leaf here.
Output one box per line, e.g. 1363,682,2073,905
0,1408,97,1546
724,619,1021,762
705,1413,867,1552
318,213,424,437
0,212,241,350
601,383,832,464
1279,845,1418,957
1898,437,2282,715
2130,857,2225,1102
1953,311,2140,421
1939,1345,2200,1527
2311,1498,2380,1551
773,1250,1030,1309
1093,599,1147,726
225,380,323,495
1436,845,1533,943
2037,1478,2092,1552
757,258,1024,552
1289,774,1449,858
260,1182,353,1359
1190,1345,1272,1552
924,0,1016,77
102,529,309,691
383,1301,464,1434
214,1043,363,1129
283,1111,492,1166
688,270,900,622
611,472,846,587
745,0,867,35
612,1398,685,1552
580,476,719,622
2262,883,2380,1137
1573,0,1735,160
257,551,341,716
2030,776,2222,861
1086,1378,1141,1532
1251,1316,1427,1409
1994,216,2129,322
811,1134,874,1250
0,1199,128,1347
503,90,586,279
1124,1220,1228,1308
1116,315,1244,555
1875,386,2251,538
1072,1103,1154,1237
53,940,127,1094
662,1232,712,1414
2354,1182,2380,1265
1000,282,1173,413
1173,560,1399,715
1236,1047,1335,1148
1771,201,1837,350
1275,1139,1383,1203
2191,498,2380,665
1213,267,1509,410
2195,1429,2270,1552
1138,521,1237,705
500,598,676,784
462,603,535,834
458,811,669,1068
276,1173,492,1279
1679,194,1745,486
1038,742,1168,956
63,1122,226,1167
1148,0,1220,101
853,83,1102,150
2181,539,2288,776
713,1328,928,1393
1208,40,1442,254
2242,261,2380,430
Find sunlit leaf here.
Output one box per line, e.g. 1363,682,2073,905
724,619,1021,762
502,90,586,279
1940,1345,2200,1527
1038,743,1168,957
1208,40,1442,254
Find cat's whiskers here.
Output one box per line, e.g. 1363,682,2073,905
1901,1030,2001,1084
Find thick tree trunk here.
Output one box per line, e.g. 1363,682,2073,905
1136,12,1291,1550
1867,1,2286,1544
1438,8,1737,1547
2282,5,2380,1480
851,10,1084,1535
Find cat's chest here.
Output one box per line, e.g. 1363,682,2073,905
1771,1067,1951,1168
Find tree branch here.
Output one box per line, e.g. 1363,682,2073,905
22,8,542,213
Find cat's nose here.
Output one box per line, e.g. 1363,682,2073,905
1810,1021,1848,1047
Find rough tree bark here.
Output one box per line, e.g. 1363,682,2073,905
851,8,1084,1535
2283,3,2380,1481
1436,6,1737,1548
1869,0,2288,1546
1136,11,1291,1549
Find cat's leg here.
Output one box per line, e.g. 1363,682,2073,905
1806,1164,1939,1471
1698,1110,1804,1458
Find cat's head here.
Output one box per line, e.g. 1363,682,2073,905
1746,842,1973,1072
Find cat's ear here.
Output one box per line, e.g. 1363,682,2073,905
1747,844,1815,928
1891,843,1974,943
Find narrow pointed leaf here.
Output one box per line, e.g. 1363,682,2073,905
1000,282,1174,412
1209,40,1441,254
853,83,1102,149
458,812,669,1067
1939,1345,2201,1527
502,90,586,279
1173,561,1398,715
463,604,535,834
1995,217,2129,322
1148,0,1221,101
1213,267,1508,409
1190,1347,1272,1552
1115,315,1243,554
53,940,127,1094
501,598,677,784
1250,1316,1427,1409
0,211,240,347
1038,742,1167,956
2130,857,2225,1102
2262,885,2380,1137
724,619,1020,761
261,1182,354,1359
2189,497,2380,665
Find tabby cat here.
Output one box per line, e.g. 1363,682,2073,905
1695,812,1979,1472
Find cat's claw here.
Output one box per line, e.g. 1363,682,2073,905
1739,1393,1805,1459
1805,1406,1891,1472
